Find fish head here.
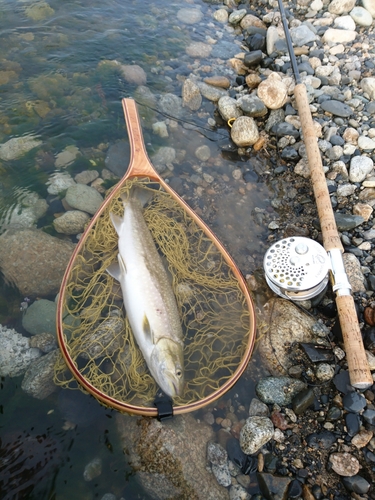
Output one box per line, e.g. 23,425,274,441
151,338,184,398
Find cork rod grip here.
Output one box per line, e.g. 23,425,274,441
294,84,343,253
336,295,373,388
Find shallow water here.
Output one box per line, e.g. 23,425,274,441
0,0,277,498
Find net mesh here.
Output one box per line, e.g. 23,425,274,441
54,177,254,409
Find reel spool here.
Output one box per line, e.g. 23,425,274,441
263,237,330,302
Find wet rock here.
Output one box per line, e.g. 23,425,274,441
53,210,90,235
256,377,307,406
182,78,202,111
249,397,269,417
195,145,211,161
230,116,259,147
212,463,231,487
320,100,353,118
237,95,267,117
363,408,375,425
207,441,228,467
197,81,227,102
177,7,203,24
218,96,242,122
306,430,336,449
288,479,303,499
257,472,291,500
342,475,371,494
315,363,335,382
158,93,183,118
203,76,231,89
343,391,367,413
21,349,59,399
226,438,254,474
65,183,103,215
345,412,361,437
55,145,80,168
79,315,124,359
257,299,317,375
105,141,130,177
292,387,316,415
239,416,274,455
151,146,176,174
229,484,251,500
119,64,147,85
0,228,75,297
75,170,99,185
58,389,108,427
186,41,212,58
0,190,48,230
22,299,56,336
25,2,54,21
29,332,57,353
116,413,229,500
83,457,102,481
351,429,373,449
0,326,41,377
0,134,42,161
329,452,360,476
257,73,287,110
271,122,300,138
243,50,263,68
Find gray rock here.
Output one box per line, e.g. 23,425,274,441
360,77,375,100
65,184,103,215
334,213,364,230
211,41,239,59
237,94,267,117
218,96,242,122
229,484,251,500
116,413,229,500
74,170,99,184
0,228,75,297
29,332,57,353
47,172,76,195
350,7,373,26
0,325,41,377
290,25,317,46
230,116,259,147
249,397,270,416
197,81,227,102
207,441,228,466
349,155,374,182
212,463,232,487
53,210,90,235
342,475,371,494
256,376,307,405
0,190,48,231
158,93,183,118
151,146,176,174
0,134,42,161
22,299,57,336
177,7,203,24
320,100,353,117
83,457,103,481
105,141,130,177
21,349,59,399
239,416,274,455
182,78,202,111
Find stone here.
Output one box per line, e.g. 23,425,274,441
362,0,375,17
344,253,366,292
334,15,356,30
197,82,227,102
213,9,228,23
83,457,102,481
257,473,291,500
116,413,229,500
119,64,147,85
342,475,371,495
351,430,373,449
0,134,42,161
358,136,375,150
360,77,375,100
292,387,316,415
322,29,357,44
349,155,374,182
177,7,203,24
290,25,317,46
230,116,259,147
237,94,267,117
343,127,359,143
105,141,130,177
186,42,212,58
256,377,307,406
257,299,317,375
203,76,231,89
0,228,75,297
74,170,99,185
0,326,41,377
239,416,274,455
195,145,211,162
65,184,103,215
25,1,54,21
151,146,176,173
353,202,373,221
320,100,353,117
257,73,288,110
240,14,267,31
182,78,202,111
329,453,360,476
53,210,90,235
218,96,242,122
350,6,373,26
22,299,57,336
21,350,59,399
328,0,356,15
228,9,247,25
55,145,80,168
0,190,48,231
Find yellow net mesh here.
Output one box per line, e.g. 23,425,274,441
54,177,254,409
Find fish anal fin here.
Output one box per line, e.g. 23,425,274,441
109,212,124,235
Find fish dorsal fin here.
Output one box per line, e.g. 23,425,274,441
142,314,154,344
109,212,124,235
106,262,121,281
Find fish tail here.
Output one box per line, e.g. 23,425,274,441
120,186,155,208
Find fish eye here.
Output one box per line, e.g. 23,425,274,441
176,370,182,378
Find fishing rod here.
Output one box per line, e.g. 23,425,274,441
277,0,372,389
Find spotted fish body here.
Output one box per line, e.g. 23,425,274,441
107,188,184,398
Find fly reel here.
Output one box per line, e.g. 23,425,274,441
263,237,330,302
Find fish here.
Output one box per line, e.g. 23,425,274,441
107,187,184,398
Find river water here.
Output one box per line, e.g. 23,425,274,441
0,0,278,498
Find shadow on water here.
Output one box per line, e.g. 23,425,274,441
0,0,279,497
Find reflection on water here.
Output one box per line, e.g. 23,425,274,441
0,0,276,497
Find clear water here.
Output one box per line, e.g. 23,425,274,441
0,0,277,498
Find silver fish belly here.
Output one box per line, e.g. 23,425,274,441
107,189,184,398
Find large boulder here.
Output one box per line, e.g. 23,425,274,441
116,413,229,500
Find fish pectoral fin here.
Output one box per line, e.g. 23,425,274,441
106,261,121,281
142,314,154,343
109,212,124,235
118,253,127,274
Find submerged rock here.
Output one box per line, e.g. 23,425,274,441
0,325,41,377
22,299,57,336
0,134,42,161
116,413,229,500
21,349,59,399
